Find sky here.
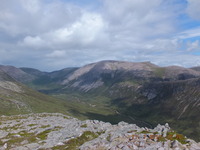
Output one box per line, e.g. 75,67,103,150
1,0,200,71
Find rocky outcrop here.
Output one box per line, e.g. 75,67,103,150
0,113,199,150
0,81,23,93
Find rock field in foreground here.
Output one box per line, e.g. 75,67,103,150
0,113,199,150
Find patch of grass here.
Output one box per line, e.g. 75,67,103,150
157,136,166,142
140,130,151,134
4,131,37,149
36,129,51,140
0,140,3,146
80,124,87,128
28,124,37,127
40,125,50,128
153,132,159,135
166,131,188,144
51,131,102,150
18,131,37,143
156,131,188,144
153,67,165,77
106,133,111,142
63,116,69,119
36,126,62,141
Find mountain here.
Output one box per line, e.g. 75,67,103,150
20,67,47,78
191,66,200,72
20,67,77,92
0,65,35,83
0,113,199,149
0,68,73,116
1,61,200,141
53,61,200,141
60,60,200,92
0,66,110,121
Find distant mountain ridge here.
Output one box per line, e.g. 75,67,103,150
1,60,199,88
1,60,200,141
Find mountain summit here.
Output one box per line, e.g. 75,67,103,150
0,113,199,149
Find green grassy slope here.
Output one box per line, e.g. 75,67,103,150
0,84,72,116
0,70,71,116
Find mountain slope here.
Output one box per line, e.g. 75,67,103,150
0,65,35,83
191,66,200,72
0,69,71,115
20,67,78,92
59,60,200,92
0,67,115,121
1,61,200,141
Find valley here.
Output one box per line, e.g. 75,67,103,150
0,60,200,142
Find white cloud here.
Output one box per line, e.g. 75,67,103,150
0,0,82,36
177,27,200,39
45,12,105,46
149,54,200,68
46,50,66,58
22,36,45,47
187,0,200,20
20,0,41,14
0,0,200,71
186,40,200,51
102,0,176,39
103,0,162,21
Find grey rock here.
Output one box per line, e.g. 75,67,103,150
171,140,179,148
0,113,199,150
0,131,8,139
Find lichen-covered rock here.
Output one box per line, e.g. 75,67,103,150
0,113,199,150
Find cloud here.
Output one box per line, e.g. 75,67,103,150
45,12,106,46
177,27,200,39
20,0,41,14
22,36,45,48
0,0,82,36
187,0,200,20
102,0,176,38
0,0,200,71
186,40,200,51
46,50,66,58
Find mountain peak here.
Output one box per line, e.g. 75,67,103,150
90,60,159,71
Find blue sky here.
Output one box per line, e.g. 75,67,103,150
0,0,200,71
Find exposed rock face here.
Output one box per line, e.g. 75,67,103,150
0,113,199,150
61,61,161,91
0,69,23,93
0,81,23,93
60,61,200,90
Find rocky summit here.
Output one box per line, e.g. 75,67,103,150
0,113,199,150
